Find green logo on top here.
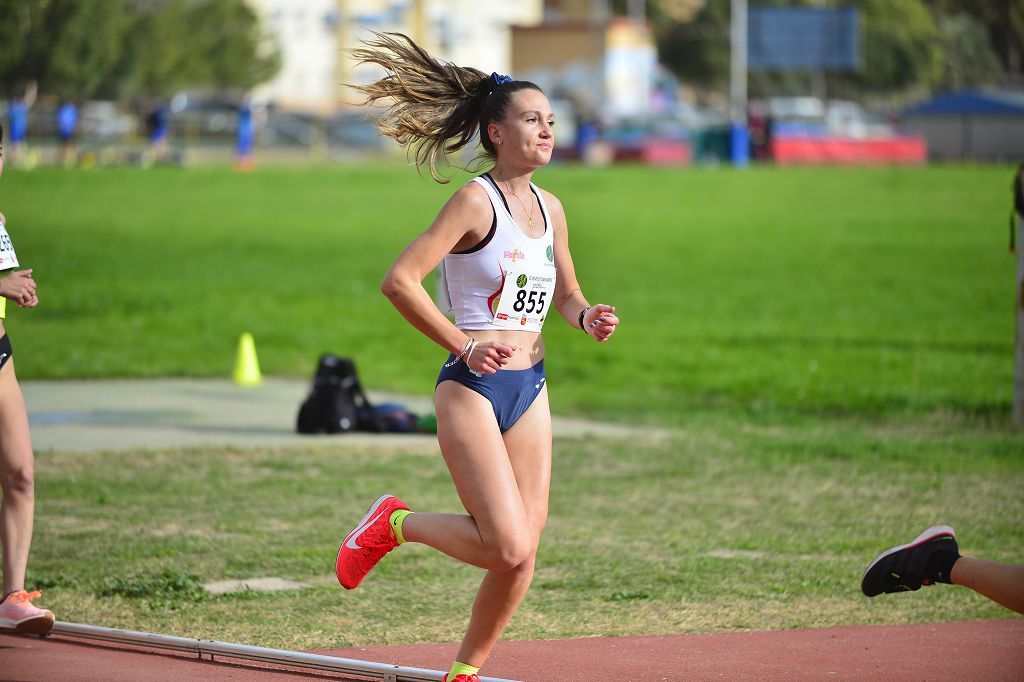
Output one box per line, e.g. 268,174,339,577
516,274,528,288
546,245,553,262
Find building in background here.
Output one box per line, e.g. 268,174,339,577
248,0,659,124
244,0,677,163
902,90,1024,162
247,0,342,112
337,0,543,100
248,0,544,112
512,16,656,122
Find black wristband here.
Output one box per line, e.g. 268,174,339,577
578,306,590,331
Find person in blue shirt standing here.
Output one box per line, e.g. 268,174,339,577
235,99,254,170
146,100,170,165
56,100,78,167
6,82,35,166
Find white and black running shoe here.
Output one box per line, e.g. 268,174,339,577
861,525,960,597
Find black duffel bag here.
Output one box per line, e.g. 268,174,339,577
296,355,382,434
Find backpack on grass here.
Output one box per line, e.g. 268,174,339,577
296,355,380,434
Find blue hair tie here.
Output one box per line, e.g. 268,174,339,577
490,72,513,89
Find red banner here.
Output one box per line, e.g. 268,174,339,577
770,137,927,165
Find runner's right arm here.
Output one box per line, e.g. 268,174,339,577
381,183,514,372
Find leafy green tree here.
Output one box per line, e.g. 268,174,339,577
1,0,133,99
650,0,730,91
934,11,1003,89
850,0,943,92
0,0,47,97
115,0,280,97
927,0,1023,81
651,0,954,95
0,0,280,101
41,0,134,100
110,0,204,98
186,0,281,92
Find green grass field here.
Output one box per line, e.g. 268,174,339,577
3,162,1021,646
2,163,1015,421
28,427,1022,649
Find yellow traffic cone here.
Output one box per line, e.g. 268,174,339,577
233,332,263,387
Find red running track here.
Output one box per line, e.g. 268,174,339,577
2,619,1021,681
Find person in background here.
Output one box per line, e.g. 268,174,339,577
0,121,53,636
6,82,36,166
235,98,255,171
146,100,170,165
56,100,78,167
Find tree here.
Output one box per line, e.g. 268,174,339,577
0,1,46,97
187,0,281,92
111,0,207,98
42,0,134,100
848,0,943,92
0,0,280,101
650,0,730,91
647,0,1007,98
927,0,1023,81
934,11,1003,89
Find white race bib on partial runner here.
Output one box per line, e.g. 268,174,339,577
491,267,555,332
0,221,19,272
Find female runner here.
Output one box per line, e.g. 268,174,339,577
0,121,52,635
335,34,619,682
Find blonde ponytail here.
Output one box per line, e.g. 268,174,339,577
351,33,542,183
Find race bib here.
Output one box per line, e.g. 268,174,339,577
491,267,555,331
0,221,19,271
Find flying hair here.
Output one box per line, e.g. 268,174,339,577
350,32,542,183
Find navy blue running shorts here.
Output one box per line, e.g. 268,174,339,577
436,355,546,433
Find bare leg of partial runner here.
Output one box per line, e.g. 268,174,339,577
402,382,552,668
0,358,36,595
951,557,1024,615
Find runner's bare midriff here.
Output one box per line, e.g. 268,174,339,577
464,329,544,370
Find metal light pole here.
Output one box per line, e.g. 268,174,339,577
1015,208,1023,426
729,0,749,166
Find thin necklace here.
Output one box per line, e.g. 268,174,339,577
497,172,535,228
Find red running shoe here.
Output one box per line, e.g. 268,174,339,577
336,494,409,589
444,675,481,682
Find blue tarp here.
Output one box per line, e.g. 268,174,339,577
904,90,1024,116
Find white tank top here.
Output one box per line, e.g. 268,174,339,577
442,174,556,332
